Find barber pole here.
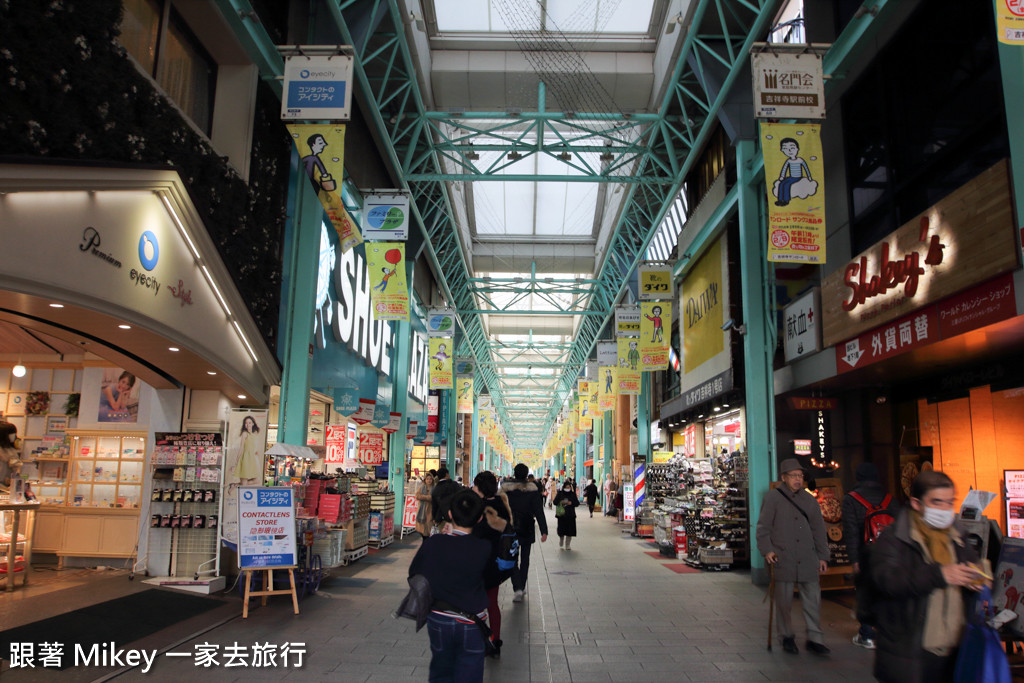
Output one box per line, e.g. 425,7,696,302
634,462,645,516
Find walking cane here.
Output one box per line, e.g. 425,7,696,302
766,563,775,651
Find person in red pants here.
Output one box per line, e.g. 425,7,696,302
471,470,513,658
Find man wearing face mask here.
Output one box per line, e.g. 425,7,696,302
868,470,987,683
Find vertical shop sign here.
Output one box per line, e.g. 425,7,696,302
815,410,829,464
362,191,411,241
761,122,826,263
286,124,361,252
456,377,474,414
682,240,725,372
783,287,822,362
598,366,617,412
615,305,641,337
428,338,453,389
365,242,409,320
622,483,635,522
325,424,346,464
426,308,456,337
638,263,675,300
402,494,419,530
997,0,1024,44
639,301,671,371
616,338,641,395
357,428,385,465
596,341,618,366
238,487,296,569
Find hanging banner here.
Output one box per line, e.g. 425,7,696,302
751,50,825,120
997,0,1024,44
639,301,671,371
286,124,362,252
596,341,618,366
762,122,826,263
363,191,411,241
365,242,409,320
350,398,375,425
238,487,296,569
427,308,457,337
638,263,675,301
617,338,641,395
456,377,474,414
357,427,385,465
615,305,641,337
599,366,617,412
579,381,593,429
382,412,402,434
282,53,354,121
427,390,440,432
406,419,418,440
428,338,454,389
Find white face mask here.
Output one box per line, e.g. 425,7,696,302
921,505,955,529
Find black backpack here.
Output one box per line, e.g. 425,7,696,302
495,522,520,575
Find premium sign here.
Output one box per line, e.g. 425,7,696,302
783,288,821,362
822,160,1017,347
751,49,826,119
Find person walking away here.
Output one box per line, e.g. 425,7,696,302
755,458,832,655
868,471,988,683
432,466,459,528
583,479,599,517
501,463,548,602
416,471,436,538
540,476,549,508
471,471,513,658
547,476,558,509
842,462,899,649
553,481,580,549
408,489,492,683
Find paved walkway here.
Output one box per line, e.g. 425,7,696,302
1,506,878,682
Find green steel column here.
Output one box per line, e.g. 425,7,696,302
446,389,457,472
575,433,586,484
737,139,776,581
387,260,415,526
279,168,319,446
592,414,602,483
603,409,614,504
637,374,651,458
996,11,1024,238
470,399,480,479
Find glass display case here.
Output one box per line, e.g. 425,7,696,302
67,432,146,509
22,435,72,506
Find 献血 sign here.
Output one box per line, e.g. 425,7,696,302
282,53,354,121
238,487,296,569
783,287,821,362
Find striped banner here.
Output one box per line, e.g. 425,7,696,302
633,461,646,516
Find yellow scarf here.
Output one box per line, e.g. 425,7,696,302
910,510,955,565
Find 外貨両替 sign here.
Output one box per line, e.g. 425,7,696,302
282,54,354,121
363,192,410,241
238,487,296,569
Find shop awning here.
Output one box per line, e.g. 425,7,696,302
266,443,319,460
583,459,594,466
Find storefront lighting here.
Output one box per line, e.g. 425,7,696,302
237,394,247,400
118,324,131,330
158,192,201,261
697,414,704,419
168,347,180,352
12,364,27,378
206,371,217,375
713,405,721,412
49,303,64,308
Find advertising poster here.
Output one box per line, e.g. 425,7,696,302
1006,470,1024,539
596,341,618,366
599,366,617,412
363,191,410,241
456,377,474,414
589,383,599,421
579,381,593,430
638,263,674,300
365,242,409,320
286,124,361,252
427,308,456,337
617,338,641,395
222,409,270,550
682,240,725,373
639,301,671,371
428,337,453,389
751,51,825,119
281,54,353,121
761,122,826,263
357,427,385,465
325,424,346,465
350,398,375,425
97,367,143,423
237,487,296,569
997,0,1024,44
402,494,419,530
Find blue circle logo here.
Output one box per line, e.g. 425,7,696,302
243,490,254,501
300,69,310,78
138,231,159,271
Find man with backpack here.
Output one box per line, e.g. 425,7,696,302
501,463,548,603
842,462,899,650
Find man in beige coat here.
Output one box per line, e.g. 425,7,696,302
756,458,831,655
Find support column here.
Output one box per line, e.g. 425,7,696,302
996,19,1024,248
279,162,320,446
603,409,614,502
575,433,586,485
737,139,776,580
615,395,630,477
388,319,412,527
470,398,480,480
637,373,651,458
446,389,457,472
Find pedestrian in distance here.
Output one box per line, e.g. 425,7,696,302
547,475,558,509
471,471,514,659
867,470,990,683
755,458,832,656
408,489,492,683
842,462,899,649
553,481,580,550
583,479,599,517
415,470,436,538
602,475,613,515
431,467,460,529
501,464,548,602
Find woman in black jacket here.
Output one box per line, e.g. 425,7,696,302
583,479,599,517
552,481,580,550
471,471,512,659
868,470,987,683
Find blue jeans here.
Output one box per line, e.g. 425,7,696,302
427,613,485,683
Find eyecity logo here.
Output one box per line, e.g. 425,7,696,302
300,70,335,78
138,231,159,271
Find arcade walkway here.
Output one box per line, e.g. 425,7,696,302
2,507,874,682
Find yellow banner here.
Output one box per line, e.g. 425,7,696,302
762,122,826,263
639,265,673,299
456,377,474,414
997,0,1024,44
682,239,724,373
599,366,617,412
652,450,673,464
640,301,671,371
287,125,362,252
428,338,453,390
617,338,641,395
365,242,409,320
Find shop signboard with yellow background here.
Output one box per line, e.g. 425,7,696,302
589,382,599,422
617,338,641,395
761,122,826,263
638,263,674,300
286,124,362,252
365,242,409,320
997,0,1024,44
579,381,593,429
598,366,617,412
428,338,453,389
456,377,474,414
682,240,724,373
639,301,671,371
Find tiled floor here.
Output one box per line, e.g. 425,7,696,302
0,507,881,682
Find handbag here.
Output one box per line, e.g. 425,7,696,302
953,586,1011,683
555,502,565,518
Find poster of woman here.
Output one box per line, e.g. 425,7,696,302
97,368,141,423
221,409,269,551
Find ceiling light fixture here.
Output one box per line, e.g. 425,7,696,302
118,324,131,330
207,371,217,376
168,347,180,352
237,394,247,400
49,303,64,308
12,364,26,378
557,152,572,161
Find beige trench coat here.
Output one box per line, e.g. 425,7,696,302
755,485,830,582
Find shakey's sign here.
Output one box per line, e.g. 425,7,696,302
821,160,1017,347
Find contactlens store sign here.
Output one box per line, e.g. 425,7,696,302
821,160,1017,348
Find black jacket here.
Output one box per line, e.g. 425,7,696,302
471,493,513,589
500,479,548,543
867,508,978,683
431,479,460,524
583,483,598,503
408,532,490,614
842,480,900,562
